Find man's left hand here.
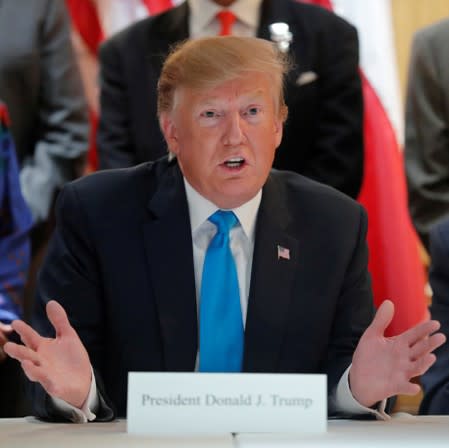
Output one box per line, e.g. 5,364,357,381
349,300,446,408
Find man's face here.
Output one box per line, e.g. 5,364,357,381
160,72,283,209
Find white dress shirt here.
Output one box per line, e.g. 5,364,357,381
185,178,260,325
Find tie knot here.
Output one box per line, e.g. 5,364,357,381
209,210,238,234
216,10,236,36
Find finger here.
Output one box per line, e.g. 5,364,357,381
46,301,72,338
406,353,438,379
11,320,42,351
0,322,13,333
401,320,442,346
21,360,60,399
0,331,8,346
21,360,48,384
21,360,52,389
367,300,394,335
21,360,42,382
4,342,40,364
410,332,446,361
0,323,12,345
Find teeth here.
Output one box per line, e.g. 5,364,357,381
227,157,244,163
225,157,244,168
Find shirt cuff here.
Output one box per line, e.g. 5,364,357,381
334,365,390,420
50,367,99,423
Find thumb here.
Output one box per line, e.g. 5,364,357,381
46,300,72,338
368,299,394,336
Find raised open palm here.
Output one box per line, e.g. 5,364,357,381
350,300,446,407
4,301,92,408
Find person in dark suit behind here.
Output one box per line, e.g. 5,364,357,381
5,36,444,423
98,0,364,199
420,215,449,414
405,18,449,250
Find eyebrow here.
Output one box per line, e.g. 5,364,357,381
197,90,267,107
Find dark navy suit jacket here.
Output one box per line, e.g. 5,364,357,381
97,0,363,198
420,216,449,414
31,157,373,420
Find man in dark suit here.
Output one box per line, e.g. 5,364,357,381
5,36,443,423
420,215,449,414
98,0,363,199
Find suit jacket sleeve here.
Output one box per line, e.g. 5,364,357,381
19,0,88,222
300,18,363,199
30,184,114,421
404,27,449,248
326,206,374,415
29,369,114,422
420,219,449,414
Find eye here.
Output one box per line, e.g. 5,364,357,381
243,106,262,118
201,110,220,118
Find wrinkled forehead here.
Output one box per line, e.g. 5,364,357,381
171,72,281,112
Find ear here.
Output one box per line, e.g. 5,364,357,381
159,112,180,155
273,116,284,150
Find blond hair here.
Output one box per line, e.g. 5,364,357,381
157,36,289,121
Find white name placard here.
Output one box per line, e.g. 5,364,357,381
127,372,326,435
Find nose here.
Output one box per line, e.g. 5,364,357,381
222,112,245,146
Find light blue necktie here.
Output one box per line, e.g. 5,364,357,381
199,210,244,372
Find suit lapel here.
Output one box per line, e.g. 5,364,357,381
243,174,301,372
143,162,197,371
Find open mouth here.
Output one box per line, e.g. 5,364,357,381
223,157,245,169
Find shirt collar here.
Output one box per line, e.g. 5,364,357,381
188,0,263,33
184,177,262,241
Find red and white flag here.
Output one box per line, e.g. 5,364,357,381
304,0,428,335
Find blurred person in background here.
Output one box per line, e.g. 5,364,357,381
420,214,449,414
0,0,89,246
0,0,89,318
0,101,33,417
405,17,449,251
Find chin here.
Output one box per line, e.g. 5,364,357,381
213,188,258,209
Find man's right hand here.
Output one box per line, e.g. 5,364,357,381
4,300,92,409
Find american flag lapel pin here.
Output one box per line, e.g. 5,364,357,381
277,245,290,260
